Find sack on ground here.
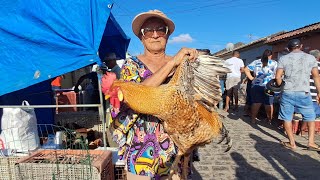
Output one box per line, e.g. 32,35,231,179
0,100,40,152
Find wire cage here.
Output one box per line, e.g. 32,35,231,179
54,112,127,180
37,124,89,150
0,156,20,180
0,124,98,180
0,124,88,152
15,149,114,180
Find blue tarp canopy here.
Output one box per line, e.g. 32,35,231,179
0,0,130,97
99,13,130,61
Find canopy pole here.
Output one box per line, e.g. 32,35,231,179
97,71,107,148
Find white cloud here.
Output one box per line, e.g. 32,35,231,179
168,34,194,44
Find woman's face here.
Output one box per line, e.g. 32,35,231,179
140,18,168,53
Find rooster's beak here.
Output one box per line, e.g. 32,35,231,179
105,94,110,100
117,89,123,101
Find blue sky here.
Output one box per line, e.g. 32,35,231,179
111,0,320,56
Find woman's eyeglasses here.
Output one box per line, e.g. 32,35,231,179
140,26,168,38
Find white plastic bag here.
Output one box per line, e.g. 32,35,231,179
0,100,40,152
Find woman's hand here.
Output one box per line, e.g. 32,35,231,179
173,48,198,67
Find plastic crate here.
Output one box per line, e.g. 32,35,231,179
93,123,106,133
0,156,20,180
103,147,126,180
15,149,114,180
114,164,126,180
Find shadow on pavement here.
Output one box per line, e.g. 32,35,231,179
191,165,203,180
226,110,241,120
226,107,244,120
250,134,320,179
230,152,277,179
240,115,307,148
243,115,282,141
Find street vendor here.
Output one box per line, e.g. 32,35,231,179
110,10,197,180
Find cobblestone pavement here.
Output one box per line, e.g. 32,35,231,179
191,107,320,180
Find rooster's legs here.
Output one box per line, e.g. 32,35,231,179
168,152,182,180
217,123,233,152
181,154,190,180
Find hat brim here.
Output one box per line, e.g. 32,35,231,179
132,13,175,38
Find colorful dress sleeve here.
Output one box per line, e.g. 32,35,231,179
112,57,142,156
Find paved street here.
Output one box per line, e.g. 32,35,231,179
192,107,320,180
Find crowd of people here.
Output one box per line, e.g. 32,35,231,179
224,39,320,151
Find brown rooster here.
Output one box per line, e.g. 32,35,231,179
102,55,232,179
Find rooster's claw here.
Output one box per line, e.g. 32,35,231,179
218,124,232,152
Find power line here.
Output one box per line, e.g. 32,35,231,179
212,0,280,10
167,0,280,15
165,0,241,14
113,0,280,16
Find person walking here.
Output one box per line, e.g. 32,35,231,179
244,49,277,124
275,39,320,151
224,51,244,112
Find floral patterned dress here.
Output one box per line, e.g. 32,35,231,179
111,56,177,179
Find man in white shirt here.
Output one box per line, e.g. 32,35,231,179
224,51,244,112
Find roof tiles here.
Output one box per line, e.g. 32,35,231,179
267,22,320,43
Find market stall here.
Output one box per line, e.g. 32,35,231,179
0,0,129,179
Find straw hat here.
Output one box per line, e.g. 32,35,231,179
132,10,175,37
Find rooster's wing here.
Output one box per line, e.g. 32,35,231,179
174,55,231,112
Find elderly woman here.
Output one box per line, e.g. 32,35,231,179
110,10,198,180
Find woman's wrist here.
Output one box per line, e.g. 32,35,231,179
169,58,177,67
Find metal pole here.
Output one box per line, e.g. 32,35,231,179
97,71,107,148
